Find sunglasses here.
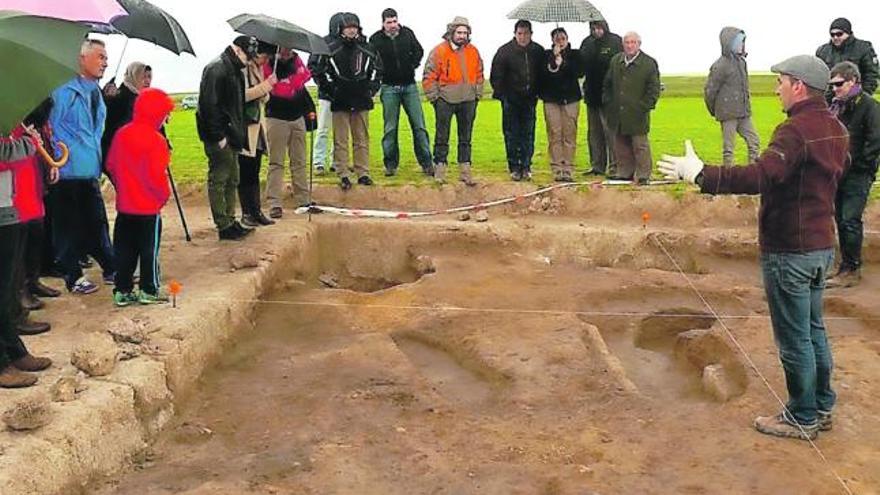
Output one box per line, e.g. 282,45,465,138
830,31,846,38
829,80,848,88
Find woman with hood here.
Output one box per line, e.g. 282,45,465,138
539,27,584,182
102,62,154,161
105,88,176,307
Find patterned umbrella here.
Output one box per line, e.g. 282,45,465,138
507,0,605,23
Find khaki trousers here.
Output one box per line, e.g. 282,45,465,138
265,117,308,207
332,110,370,179
544,102,580,175
614,134,653,181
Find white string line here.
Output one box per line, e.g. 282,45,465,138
648,234,854,495
191,297,875,323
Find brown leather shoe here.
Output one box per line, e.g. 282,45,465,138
17,319,51,336
0,365,38,388
13,354,53,372
20,291,45,311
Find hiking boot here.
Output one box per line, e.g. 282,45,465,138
0,366,37,388
636,178,650,186
754,413,818,441
510,170,523,182
69,277,99,295
113,290,139,307
384,167,397,177
20,292,44,311
560,172,574,183
522,169,532,181
241,214,261,228
358,175,374,186
269,207,283,219
434,163,448,184
138,290,170,305
12,354,52,372
459,163,477,187
315,165,326,176
421,164,435,176
818,410,833,431
218,222,252,241
340,177,353,191
29,280,60,298
17,319,51,336
826,269,860,289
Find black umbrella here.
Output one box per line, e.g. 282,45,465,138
227,13,330,55
110,0,194,55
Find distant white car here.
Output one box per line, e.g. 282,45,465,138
180,94,198,110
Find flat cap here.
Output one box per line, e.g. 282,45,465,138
770,55,831,91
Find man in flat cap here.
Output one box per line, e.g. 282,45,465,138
816,18,878,95
658,55,849,441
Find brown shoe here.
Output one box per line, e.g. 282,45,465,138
21,291,45,311
754,413,818,440
826,269,860,289
459,163,477,187
13,354,53,372
0,365,38,388
17,319,51,336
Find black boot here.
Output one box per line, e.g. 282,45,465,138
29,279,61,298
252,185,274,225
238,183,261,227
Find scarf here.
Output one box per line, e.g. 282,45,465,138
829,83,862,116
123,62,148,94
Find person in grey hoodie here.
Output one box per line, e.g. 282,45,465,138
704,27,760,166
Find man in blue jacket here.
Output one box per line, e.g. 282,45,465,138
48,39,115,294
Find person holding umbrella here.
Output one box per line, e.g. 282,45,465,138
237,41,277,227
197,35,256,240
264,47,314,219
102,62,154,161
311,13,382,191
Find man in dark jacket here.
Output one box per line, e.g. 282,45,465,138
602,32,660,184
369,8,432,177
660,55,849,441
490,20,545,181
312,13,382,190
816,18,878,95
580,20,622,176
704,27,760,166
826,62,880,288
197,35,254,240
308,12,344,175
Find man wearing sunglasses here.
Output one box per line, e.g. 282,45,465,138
658,55,849,441
816,18,878,96
826,62,880,288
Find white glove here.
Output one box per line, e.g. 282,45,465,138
657,140,704,184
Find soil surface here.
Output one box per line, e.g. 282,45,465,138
78,186,880,495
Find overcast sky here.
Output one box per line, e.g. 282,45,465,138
94,0,880,93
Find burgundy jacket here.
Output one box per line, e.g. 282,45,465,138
701,96,850,253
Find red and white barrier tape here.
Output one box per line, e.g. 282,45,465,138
294,179,676,218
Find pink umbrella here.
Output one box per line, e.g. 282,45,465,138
2,0,127,24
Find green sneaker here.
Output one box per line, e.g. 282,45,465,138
138,290,169,305
113,291,138,307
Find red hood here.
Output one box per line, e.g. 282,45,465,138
133,88,174,129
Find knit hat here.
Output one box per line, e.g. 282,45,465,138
447,16,471,34
830,18,852,35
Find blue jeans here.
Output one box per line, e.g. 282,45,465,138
380,84,432,171
501,98,537,173
761,249,836,425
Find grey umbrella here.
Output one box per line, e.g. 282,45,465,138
227,13,330,55
507,0,605,23
110,0,195,55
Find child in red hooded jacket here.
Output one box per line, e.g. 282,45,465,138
105,88,174,306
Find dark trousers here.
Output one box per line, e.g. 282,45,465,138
501,98,537,173
9,220,44,324
205,144,239,230
48,179,115,288
433,100,477,165
0,224,28,369
834,171,874,271
41,198,57,273
237,152,263,216
113,213,162,295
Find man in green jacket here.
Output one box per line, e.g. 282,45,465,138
602,32,660,184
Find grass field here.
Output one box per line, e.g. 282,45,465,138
165,74,788,186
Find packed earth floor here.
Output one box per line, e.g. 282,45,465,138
2,185,878,495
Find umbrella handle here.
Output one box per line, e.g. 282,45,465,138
112,37,130,81
39,142,69,169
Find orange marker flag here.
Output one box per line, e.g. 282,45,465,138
642,212,651,229
168,280,182,308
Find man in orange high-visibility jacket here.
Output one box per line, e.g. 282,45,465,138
422,16,484,186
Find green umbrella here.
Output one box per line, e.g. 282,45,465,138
0,11,89,134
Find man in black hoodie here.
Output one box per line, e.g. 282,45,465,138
311,13,383,191
197,36,255,240
491,20,545,181
309,13,345,175
369,8,433,177
580,20,622,176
